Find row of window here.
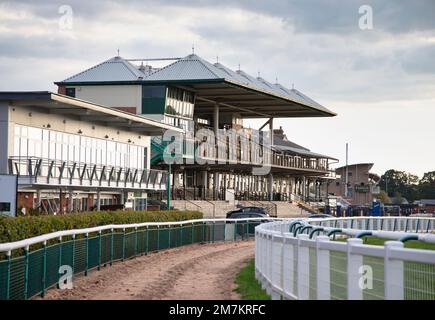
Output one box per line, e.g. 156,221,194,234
165,87,194,119
13,125,147,170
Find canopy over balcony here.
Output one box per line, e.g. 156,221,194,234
0,91,182,136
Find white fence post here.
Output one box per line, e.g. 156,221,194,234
316,235,331,300
270,234,283,300
384,241,404,300
282,237,295,298
254,229,259,276
347,238,364,300
297,234,310,300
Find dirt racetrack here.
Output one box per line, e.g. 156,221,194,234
39,240,254,300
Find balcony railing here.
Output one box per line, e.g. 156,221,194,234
8,157,168,191
194,127,330,173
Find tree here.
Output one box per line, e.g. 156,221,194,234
379,169,419,201
374,190,391,204
418,171,435,199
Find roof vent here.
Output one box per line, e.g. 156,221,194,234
139,63,153,75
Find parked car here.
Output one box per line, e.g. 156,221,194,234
226,206,269,218
308,214,333,219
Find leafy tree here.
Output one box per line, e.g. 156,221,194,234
418,171,435,199
374,190,391,204
379,169,419,201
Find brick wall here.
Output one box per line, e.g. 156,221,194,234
113,106,137,114
57,86,66,95
17,192,34,211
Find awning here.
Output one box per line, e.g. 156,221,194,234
0,91,182,136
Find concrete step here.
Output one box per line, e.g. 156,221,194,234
170,200,238,218
171,200,315,218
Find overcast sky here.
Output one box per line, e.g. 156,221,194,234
1,0,434,177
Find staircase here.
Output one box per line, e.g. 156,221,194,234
170,200,238,218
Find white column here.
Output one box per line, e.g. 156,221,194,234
96,191,101,211
269,117,274,146
384,241,404,300
316,235,331,300
120,191,125,206
69,190,73,212
36,189,42,209
297,234,310,300
347,238,364,300
268,173,273,201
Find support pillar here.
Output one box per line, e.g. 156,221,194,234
120,191,125,205
36,190,42,210
69,190,73,212
96,191,101,212
268,173,273,201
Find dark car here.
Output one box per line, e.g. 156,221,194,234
308,214,333,219
226,206,268,218
225,211,273,238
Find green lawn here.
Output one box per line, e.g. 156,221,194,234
234,259,270,300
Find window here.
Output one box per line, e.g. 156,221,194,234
12,124,145,169
0,202,11,213
166,87,194,119
143,85,166,98
65,87,76,98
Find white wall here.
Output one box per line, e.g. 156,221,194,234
69,85,142,113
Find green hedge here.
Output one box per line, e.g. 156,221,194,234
0,210,202,244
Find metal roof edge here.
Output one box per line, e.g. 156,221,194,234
223,79,337,117
49,92,183,133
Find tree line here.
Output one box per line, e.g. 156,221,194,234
377,169,435,204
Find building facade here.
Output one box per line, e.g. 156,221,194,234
55,54,338,203
0,92,180,215
326,163,380,207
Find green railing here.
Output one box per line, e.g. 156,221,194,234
0,218,265,300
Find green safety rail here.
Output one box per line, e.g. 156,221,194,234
0,219,261,300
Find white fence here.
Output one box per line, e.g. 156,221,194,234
255,217,435,300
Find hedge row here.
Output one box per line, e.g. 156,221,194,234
0,210,203,244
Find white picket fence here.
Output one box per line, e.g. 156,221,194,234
255,217,435,300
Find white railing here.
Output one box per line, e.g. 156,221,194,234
255,216,435,300
8,156,168,191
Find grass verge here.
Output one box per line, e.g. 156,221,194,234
234,259,270,300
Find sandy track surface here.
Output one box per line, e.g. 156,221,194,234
39,241,254,300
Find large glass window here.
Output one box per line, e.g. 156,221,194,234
13,124,146,170
166,87,195,119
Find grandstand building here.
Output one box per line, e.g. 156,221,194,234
0,92,178,215
55,54,338,210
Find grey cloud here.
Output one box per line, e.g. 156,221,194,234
398,44,435,75
8,0,435,34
